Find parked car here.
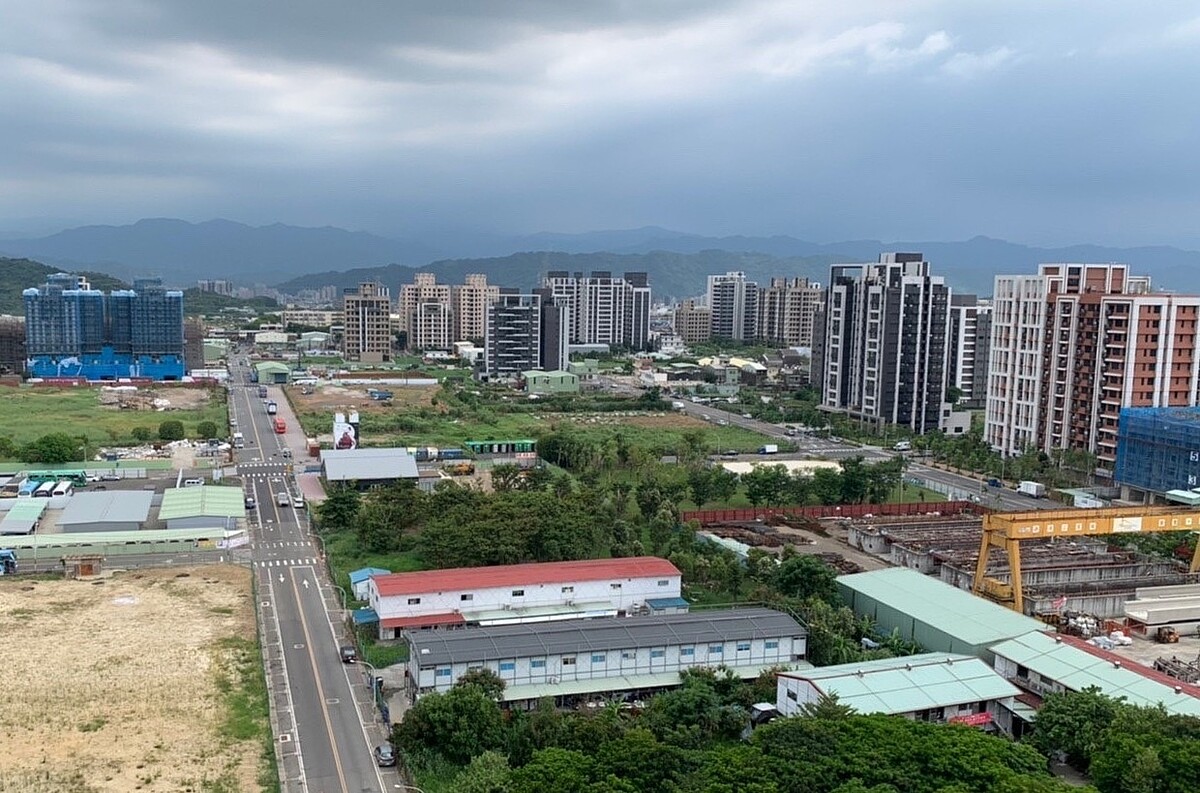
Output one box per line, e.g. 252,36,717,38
183,478,204,487
986,478,1002,488
340,645,358,663
85,474,101,482
244,496,257,510
101,473,120,481
373,744,396,767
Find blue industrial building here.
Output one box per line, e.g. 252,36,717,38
1114,407,1200,504
23,274,185,380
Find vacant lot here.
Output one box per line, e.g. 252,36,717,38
0,565,272,793
0,386,228,447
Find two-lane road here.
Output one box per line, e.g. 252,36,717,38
228,362,388,793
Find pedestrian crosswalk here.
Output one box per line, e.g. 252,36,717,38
254,541,313,549
253,558,319,567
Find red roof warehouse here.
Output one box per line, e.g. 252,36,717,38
371,556,680,597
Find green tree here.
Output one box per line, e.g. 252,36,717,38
157,419,185,441
773,555,840,606
491,463,525,493
509,748,596,793
316,487,360,533
455,668,506,701
196,420,218,438
456,750,513,793
21,432,82,464
131,426,154,442
680,744,780,793
742,465,790,507
1029,687,1122,770
688,466,716,507
839,456,870,504
798,692,857,720
356,481,426,553
709,466,739,503
393,685,506,765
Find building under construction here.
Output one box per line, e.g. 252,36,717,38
846,513,1195,618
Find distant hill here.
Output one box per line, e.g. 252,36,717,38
0,257,129,315
274,250,850,302
0,218,440,286
6,219,1200,298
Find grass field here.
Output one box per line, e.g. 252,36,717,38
0,565,273,793
0,385,228,447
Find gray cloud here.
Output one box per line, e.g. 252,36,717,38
2,0,1200,247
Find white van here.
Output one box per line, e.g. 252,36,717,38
892,441,912,452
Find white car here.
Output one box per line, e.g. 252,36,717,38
183,478,204,487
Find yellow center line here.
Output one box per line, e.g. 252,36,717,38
289,567,350,793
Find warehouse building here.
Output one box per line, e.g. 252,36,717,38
404,606,807,705
369,556,682,639
776,653,1020,730
59,491,153,533
158,486,245,530
321,447,419,490
0,499,48,536
837,568,1050,661
989,630,1200,735
254,361,292,384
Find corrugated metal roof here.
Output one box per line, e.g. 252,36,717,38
407,607,804,667
59,491,153,525
990,631,1200,716
158,486,246,520
838,568,1049,648
373,556,680,597
321,448,419,482
780,653,1019,715
348,567,390,585
500,662,795,702
0,499,48,534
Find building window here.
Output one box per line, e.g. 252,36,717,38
460,593,473,602
499,662,516,673
622,650,635,660
610,583,622,590
512,589,525,597
531,659,546,669
435,667,452,678
786,689,798,702
650,649,665,659
764,640,779,650
591,654,606,664
562,656,576,666
561,585,574,594
680,647,695,657
657,579,669,586
736,642,751,652
407,597,421,605
708,645,724,655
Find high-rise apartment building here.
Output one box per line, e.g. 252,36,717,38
341,282,392,363
820,254,951,434
398,273,452,350
673,299,712,344
756,277,823,347
542,271,650,350
707,272,758,341
986,264,1200,472
197,279,233,295
536,287,569,372
24,274,185,379
0,316,26,374
412,300,454,352
947,295,992,409
452,274,500,343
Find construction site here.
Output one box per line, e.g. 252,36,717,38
843,512,1197,619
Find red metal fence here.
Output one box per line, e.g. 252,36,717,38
681,500,985,524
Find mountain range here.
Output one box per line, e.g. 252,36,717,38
4,219,1200,299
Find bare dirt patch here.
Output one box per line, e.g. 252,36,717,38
0,565,267,793
288,382,438,415
97,385,212,412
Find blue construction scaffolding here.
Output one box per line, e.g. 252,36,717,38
1114,407,1200,493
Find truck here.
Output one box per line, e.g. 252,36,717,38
367,389,393,401
266,401,278,415
273,418,287,434
1017,480,1046,498
258,385,268,398
232,431,245,449
671,401,686,411
0,548,16,575
757,444,779,455
439,448,467,460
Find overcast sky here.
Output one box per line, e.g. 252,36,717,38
3,1,1200,246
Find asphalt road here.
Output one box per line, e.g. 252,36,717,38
229,361,390,793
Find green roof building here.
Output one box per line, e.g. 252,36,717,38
159,485,246,530
254,361,292,384
837,567,1050,661
523,369,579,395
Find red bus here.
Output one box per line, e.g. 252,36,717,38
273,418,286,434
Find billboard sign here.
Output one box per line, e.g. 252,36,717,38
333,412,359,450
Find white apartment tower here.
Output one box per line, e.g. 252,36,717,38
452,274,500,343
947,295,992,408
707,271,758,341
398,273,452,350
542,271,650,350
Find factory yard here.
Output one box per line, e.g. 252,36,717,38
0,565,269,793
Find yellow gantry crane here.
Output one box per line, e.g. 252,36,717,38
972,506,1200,613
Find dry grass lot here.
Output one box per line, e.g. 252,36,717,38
287,382,438,415
0,566,270,793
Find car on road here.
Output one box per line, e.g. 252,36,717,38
101,473,120,481
276,492,290,507
293,494,305,508
85,473,101,482
183,478,204,487
373,743,397,767
717,419,729,426
720,449,739,457
741,413,752,419
244,496,256,509
340,645,358,663
986,478,1002,488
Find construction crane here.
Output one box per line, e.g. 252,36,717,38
972,506,1200,613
